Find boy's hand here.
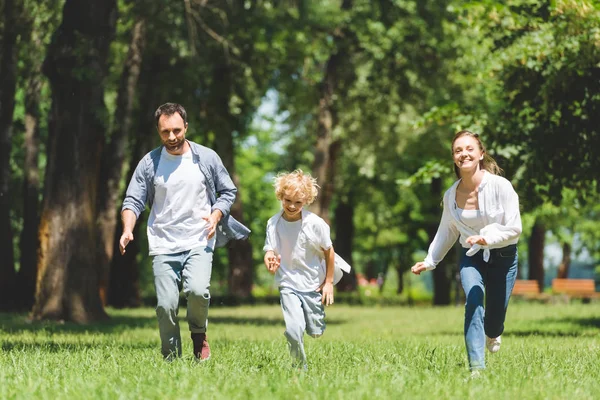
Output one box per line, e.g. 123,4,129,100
264,251,281,274
318,282,334,306
411,262,428,275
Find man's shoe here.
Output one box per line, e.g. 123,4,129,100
486,335,501,353
191,333,211,361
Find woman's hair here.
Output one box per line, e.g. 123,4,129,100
274,169,319,205
451,130,503,178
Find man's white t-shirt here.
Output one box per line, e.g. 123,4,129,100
275,217,333,291
147,148,214,255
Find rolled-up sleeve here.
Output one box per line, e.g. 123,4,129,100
121,158,148,218
481,179,522,245
423,193,460,270
211,152,236,219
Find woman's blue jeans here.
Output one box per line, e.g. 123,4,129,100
459,244,518,370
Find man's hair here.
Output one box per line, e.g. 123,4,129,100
154,103,187,127
274,169,319,205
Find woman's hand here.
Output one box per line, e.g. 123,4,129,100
411,262,428,275
465,235,487,246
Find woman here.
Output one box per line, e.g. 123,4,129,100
411,130,522,374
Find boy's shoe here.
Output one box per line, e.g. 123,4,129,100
486,335,501,353
191,333,211,361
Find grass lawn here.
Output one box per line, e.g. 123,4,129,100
1,302,599,399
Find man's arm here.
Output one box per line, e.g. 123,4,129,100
119,209,137,255
211,152,236,219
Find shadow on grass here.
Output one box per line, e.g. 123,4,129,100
0,313,157,335
210,316,347,326
425,316,600,338
1,339,155,353
505,316,600,337
0,312,347,335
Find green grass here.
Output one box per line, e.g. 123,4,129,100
1,303,599,399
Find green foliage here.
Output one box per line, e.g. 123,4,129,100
1,304,599,399
443,0,600,204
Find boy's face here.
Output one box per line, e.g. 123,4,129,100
281,191,306,221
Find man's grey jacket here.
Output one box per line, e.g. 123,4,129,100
121,140,250,248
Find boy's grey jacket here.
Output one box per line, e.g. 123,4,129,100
121,140,250,248
263,209,351,285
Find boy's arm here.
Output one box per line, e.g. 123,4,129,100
320,246,335,306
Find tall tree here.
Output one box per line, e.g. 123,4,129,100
310,0,352,221
97,17,146,305
32,0,117,322
0,0,22,311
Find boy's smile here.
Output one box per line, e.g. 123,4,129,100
282,194,306,222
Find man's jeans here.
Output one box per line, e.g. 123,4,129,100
459,244,518,370
152,246,213,358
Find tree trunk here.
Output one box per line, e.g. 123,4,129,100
0,0,20,311
528,218,546,291
209,60,254,298
32,0,116,322
334,194,357,291
311,54,340,222
107,53,161,308
310,0,351,221
226,173,254,298
97,19,146,305
17,65,42,311
556,241,571,279
216,118,253,298
426,178,452,305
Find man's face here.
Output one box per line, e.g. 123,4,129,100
157,113,187,155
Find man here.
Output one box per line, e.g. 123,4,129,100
120,102,250,361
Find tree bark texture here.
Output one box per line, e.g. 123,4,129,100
97,18,146,305
17,65,43,311
528,219,546,291
32,0,117,322
0,0,21,311
311,52,339,222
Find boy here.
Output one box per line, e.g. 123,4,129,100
263,169,350,370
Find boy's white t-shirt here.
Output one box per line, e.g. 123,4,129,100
147,148,215,255
275,217,333,292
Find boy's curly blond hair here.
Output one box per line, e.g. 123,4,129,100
274,169,319,205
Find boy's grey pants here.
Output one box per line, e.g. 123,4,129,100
152,246,213,358
279,287,326,367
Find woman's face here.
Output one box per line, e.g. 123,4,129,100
452,135,483,174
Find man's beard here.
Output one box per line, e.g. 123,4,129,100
165,139,184,151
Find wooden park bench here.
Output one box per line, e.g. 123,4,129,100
512,280,542,298
551,279,600,300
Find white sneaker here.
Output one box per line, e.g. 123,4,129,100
464,369,482,382
486,335,501,353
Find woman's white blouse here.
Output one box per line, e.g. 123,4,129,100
423,171,522,270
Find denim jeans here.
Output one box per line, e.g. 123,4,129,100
459,244,518,370
152,246,214,358
279,287,325,368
